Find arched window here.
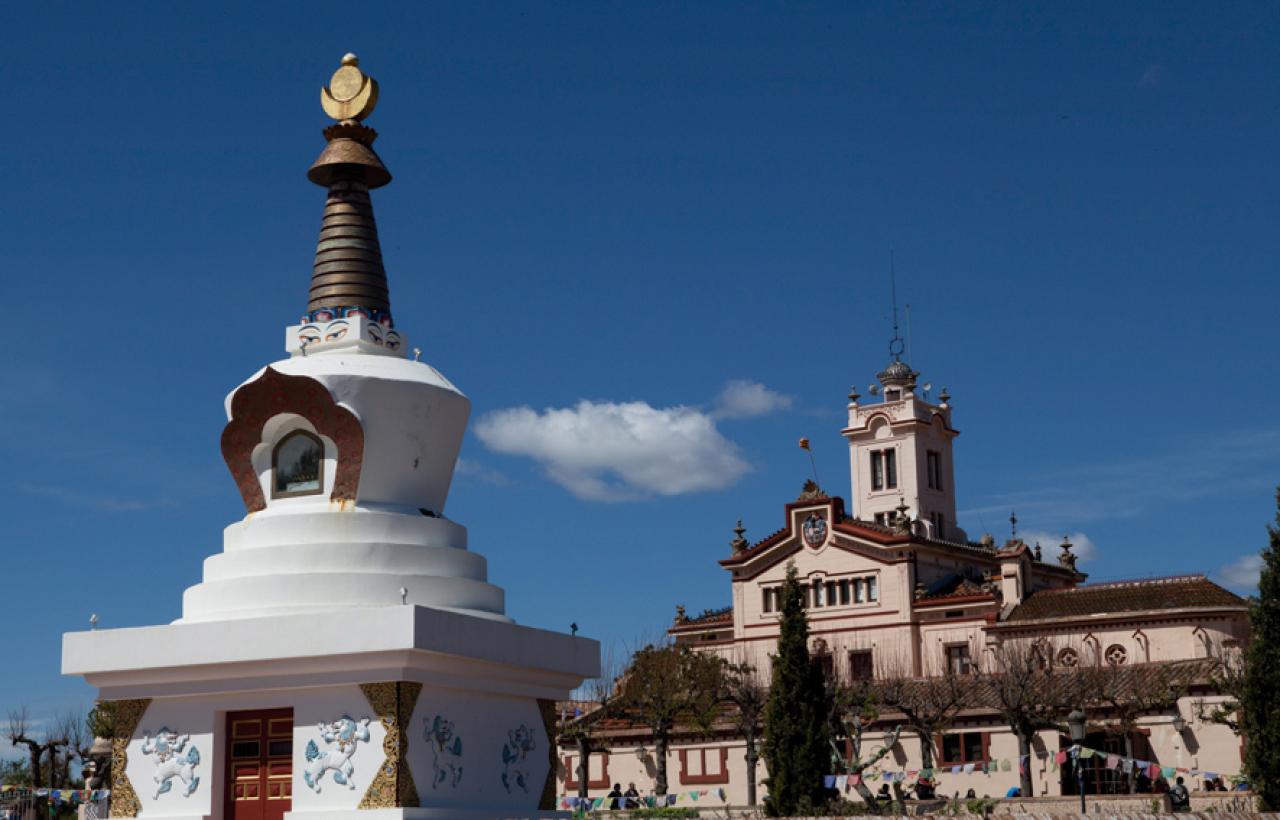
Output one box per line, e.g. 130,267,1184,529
273,431,324,498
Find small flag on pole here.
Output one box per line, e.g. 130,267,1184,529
799,437,811,450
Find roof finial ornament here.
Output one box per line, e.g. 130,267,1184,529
1058,535,1077,571
894,497,913,534
1009,511,1018,540
730,519,748,553
321,53,379,123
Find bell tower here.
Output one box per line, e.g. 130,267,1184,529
841,272,962,540
842,357,961,540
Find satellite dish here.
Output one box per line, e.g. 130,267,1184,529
923,383,932,393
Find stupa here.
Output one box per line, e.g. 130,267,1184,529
62,55,599,820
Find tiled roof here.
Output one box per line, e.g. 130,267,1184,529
916,575,992,603
1005,575,1246,623
672,606,733,630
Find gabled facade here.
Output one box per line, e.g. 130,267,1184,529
559,353,1251,806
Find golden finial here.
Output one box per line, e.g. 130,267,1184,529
321,53,379,122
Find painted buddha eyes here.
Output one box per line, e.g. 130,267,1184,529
298,320,400,351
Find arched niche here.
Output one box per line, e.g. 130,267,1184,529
272,430,325,498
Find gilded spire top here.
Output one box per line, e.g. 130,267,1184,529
321,53,379,123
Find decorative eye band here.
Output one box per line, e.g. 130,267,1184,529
324,321,349,342
298,325,321,346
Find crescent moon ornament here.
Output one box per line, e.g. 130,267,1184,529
320,53,379,122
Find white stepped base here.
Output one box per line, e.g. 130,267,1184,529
182,508,507,623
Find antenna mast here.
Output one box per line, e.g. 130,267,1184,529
889,251,904,361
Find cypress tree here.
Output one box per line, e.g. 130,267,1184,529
1243,487,1280,810
763,561,831,815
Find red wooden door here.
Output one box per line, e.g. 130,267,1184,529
225,709,293,820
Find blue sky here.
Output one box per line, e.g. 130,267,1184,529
2,2,1278,734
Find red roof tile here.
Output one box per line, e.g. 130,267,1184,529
1005,575,1246,622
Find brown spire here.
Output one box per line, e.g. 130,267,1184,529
305,55,394,320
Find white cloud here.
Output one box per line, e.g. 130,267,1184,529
1219,554,1263,591
713,380,794,420
1020,530,1098,563
960,428,1280,529
453,458,509,486
17,483,174,512
474,400,750,502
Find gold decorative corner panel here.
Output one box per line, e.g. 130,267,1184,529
108,698,151,818
358,682,421,809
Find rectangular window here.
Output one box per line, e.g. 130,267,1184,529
838,579,851,605
874,511,889,526
825,581,838,607
931,511,945,539
939,732,986,766
946,644,972,675
871,451,885,491
854,578,865,603
564,753,611,790
679,748,729,785
927,450,942,490
814,583,825,608
762,587,773,613
885,450,897,489
866,575,879,602
799,584,809,609
849,650,874,681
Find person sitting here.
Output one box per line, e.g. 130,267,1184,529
1006,785,1022,797
1154,776,1170,794
623,783,640,809
877,783,892,802
1169,776,1191,812
606,783,623,809
965,788,977,799
914,777,936,800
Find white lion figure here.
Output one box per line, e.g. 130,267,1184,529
423,715,463,789
500,724,536,794
303,716,371,792
141,728,200,799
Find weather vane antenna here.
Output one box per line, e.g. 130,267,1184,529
889,250,905,361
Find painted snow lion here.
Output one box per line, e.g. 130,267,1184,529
141,728,201,799
303,716,371,792
500,724,536,794
423,715,463,788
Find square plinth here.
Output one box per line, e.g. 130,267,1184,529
63,606,599,820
